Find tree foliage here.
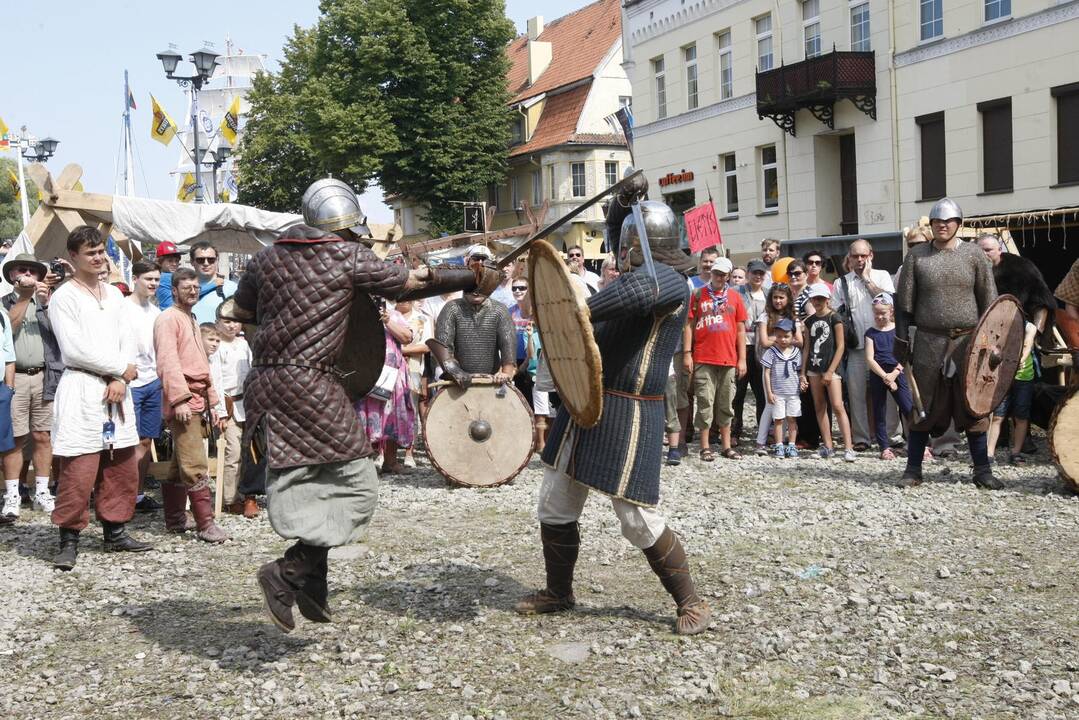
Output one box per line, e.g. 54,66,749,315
237,0,515,233
0,157,39,240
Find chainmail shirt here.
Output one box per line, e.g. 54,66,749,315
435,298,516,374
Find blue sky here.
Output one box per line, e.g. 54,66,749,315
3,0,594,223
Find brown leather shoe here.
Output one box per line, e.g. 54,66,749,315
243,496,260,518
675,600,713,635
514,588,576,614
643,527,711,636
223,501,245,515
188,486,230,543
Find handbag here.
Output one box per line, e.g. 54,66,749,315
838,276,861,350
366,364,399,402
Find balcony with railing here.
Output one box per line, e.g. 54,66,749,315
756,48,876,136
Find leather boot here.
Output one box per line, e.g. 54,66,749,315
102,521,153,552
514,522,579,615
223,501,245,515
187,486,229,543
243,495,260,518
643,527,712,635
972,464,1005,490
53,528,79,571
285,542,332,623
897,467,924,489
162,482,193,533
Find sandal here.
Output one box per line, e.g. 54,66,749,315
699,448,716,462
880,448,896,461
720,448,742,460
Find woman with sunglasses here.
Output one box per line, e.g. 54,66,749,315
802,249,832,291
786,260,810,321
508,278,536,405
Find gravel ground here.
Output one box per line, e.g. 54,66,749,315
1,434,1076,720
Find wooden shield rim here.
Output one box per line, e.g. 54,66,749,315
339,295,385,401
962,294,1025,418
528,239,603,428
422,380,535,488
1049,384,1079,490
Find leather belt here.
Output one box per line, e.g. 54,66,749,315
604,389,664,401
15,367,44,376
254,357,336,374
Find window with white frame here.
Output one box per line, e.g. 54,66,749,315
684,44,699,110
722,153,739,215
605,161,619,188
756,15,773,72
985,0,1011,22
803,0,821,59
532,169,542,207
653,56,667,119
760,145,779,210
716,30,733,100
850,2,871,51
548,165,557,200
511,176,520,209
571,162,586,197
920,0,943,41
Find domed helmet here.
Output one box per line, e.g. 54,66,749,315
617,200,693,274
301,178,371,237
928,197,963,223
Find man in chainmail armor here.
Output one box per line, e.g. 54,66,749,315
233,179,498,632
429,279,517,387
514,174,712,636
895,198,1002,489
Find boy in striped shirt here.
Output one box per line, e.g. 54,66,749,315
761,318,804,458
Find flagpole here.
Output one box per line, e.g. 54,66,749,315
15,130,30,227
122,70,135,197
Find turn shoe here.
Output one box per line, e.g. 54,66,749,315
188,486,230,543
102,521,153,553
285,542,332,623
972,465,1005,490
257,560,297,633
53,528,80,571
643,527,712,636
515,522,579,615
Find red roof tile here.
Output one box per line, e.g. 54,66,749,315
509,83,625,157
506,0,622,104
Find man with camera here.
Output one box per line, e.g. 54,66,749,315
1,254,64,519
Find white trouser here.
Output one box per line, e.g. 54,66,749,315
536,467,666,549
845,348,871,446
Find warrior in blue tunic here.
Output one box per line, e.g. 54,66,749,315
514,185,712,635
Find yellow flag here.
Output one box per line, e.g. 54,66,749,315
0,115,10,151
150,94,177,146
7,169,19,199
220,95,241,145
177,173,197,202
73,180,84,192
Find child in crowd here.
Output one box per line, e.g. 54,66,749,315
754,283,800,455
864,293,913,460
802,284,856,462
760,318,802,458
987,319,1039,464
212,308,255,515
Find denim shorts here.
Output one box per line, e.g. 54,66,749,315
131,378,163,439
993,378,1033,420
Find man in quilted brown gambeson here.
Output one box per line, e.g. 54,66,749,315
233,179,498,633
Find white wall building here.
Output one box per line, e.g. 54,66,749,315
622,0,1079,283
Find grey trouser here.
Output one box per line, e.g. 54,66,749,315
266,456,378,547
845,348,871,446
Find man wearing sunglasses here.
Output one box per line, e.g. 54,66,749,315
832,239,895,452
189,242,238,325
565,245,600,292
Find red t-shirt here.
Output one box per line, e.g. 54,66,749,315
688,284,747,367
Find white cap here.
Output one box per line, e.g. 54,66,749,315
711,257,733,274
466,243,493,260
807,282,832,299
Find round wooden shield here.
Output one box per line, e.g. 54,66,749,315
1049,384,1079,491
338,295,386,401
528,239,603,428
962,294,1025,418
423,379,535,487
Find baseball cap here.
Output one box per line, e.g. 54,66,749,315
774,318,794,333
746,259,769,274
873,292,894,305
466,243,493,260
711,257,733,274
155,241,181,258
807,282,831,299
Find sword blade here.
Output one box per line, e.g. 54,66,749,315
498,169,645,269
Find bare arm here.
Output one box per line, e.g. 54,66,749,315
758,319,775,349
828,319,846,376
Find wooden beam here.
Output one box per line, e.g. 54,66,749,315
24,205,57,253
54,164,83,191
48,189,114,218
24,164,51,194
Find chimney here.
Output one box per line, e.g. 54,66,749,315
526,16,544,40
528,40,552,85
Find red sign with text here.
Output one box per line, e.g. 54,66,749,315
684,202,723,253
